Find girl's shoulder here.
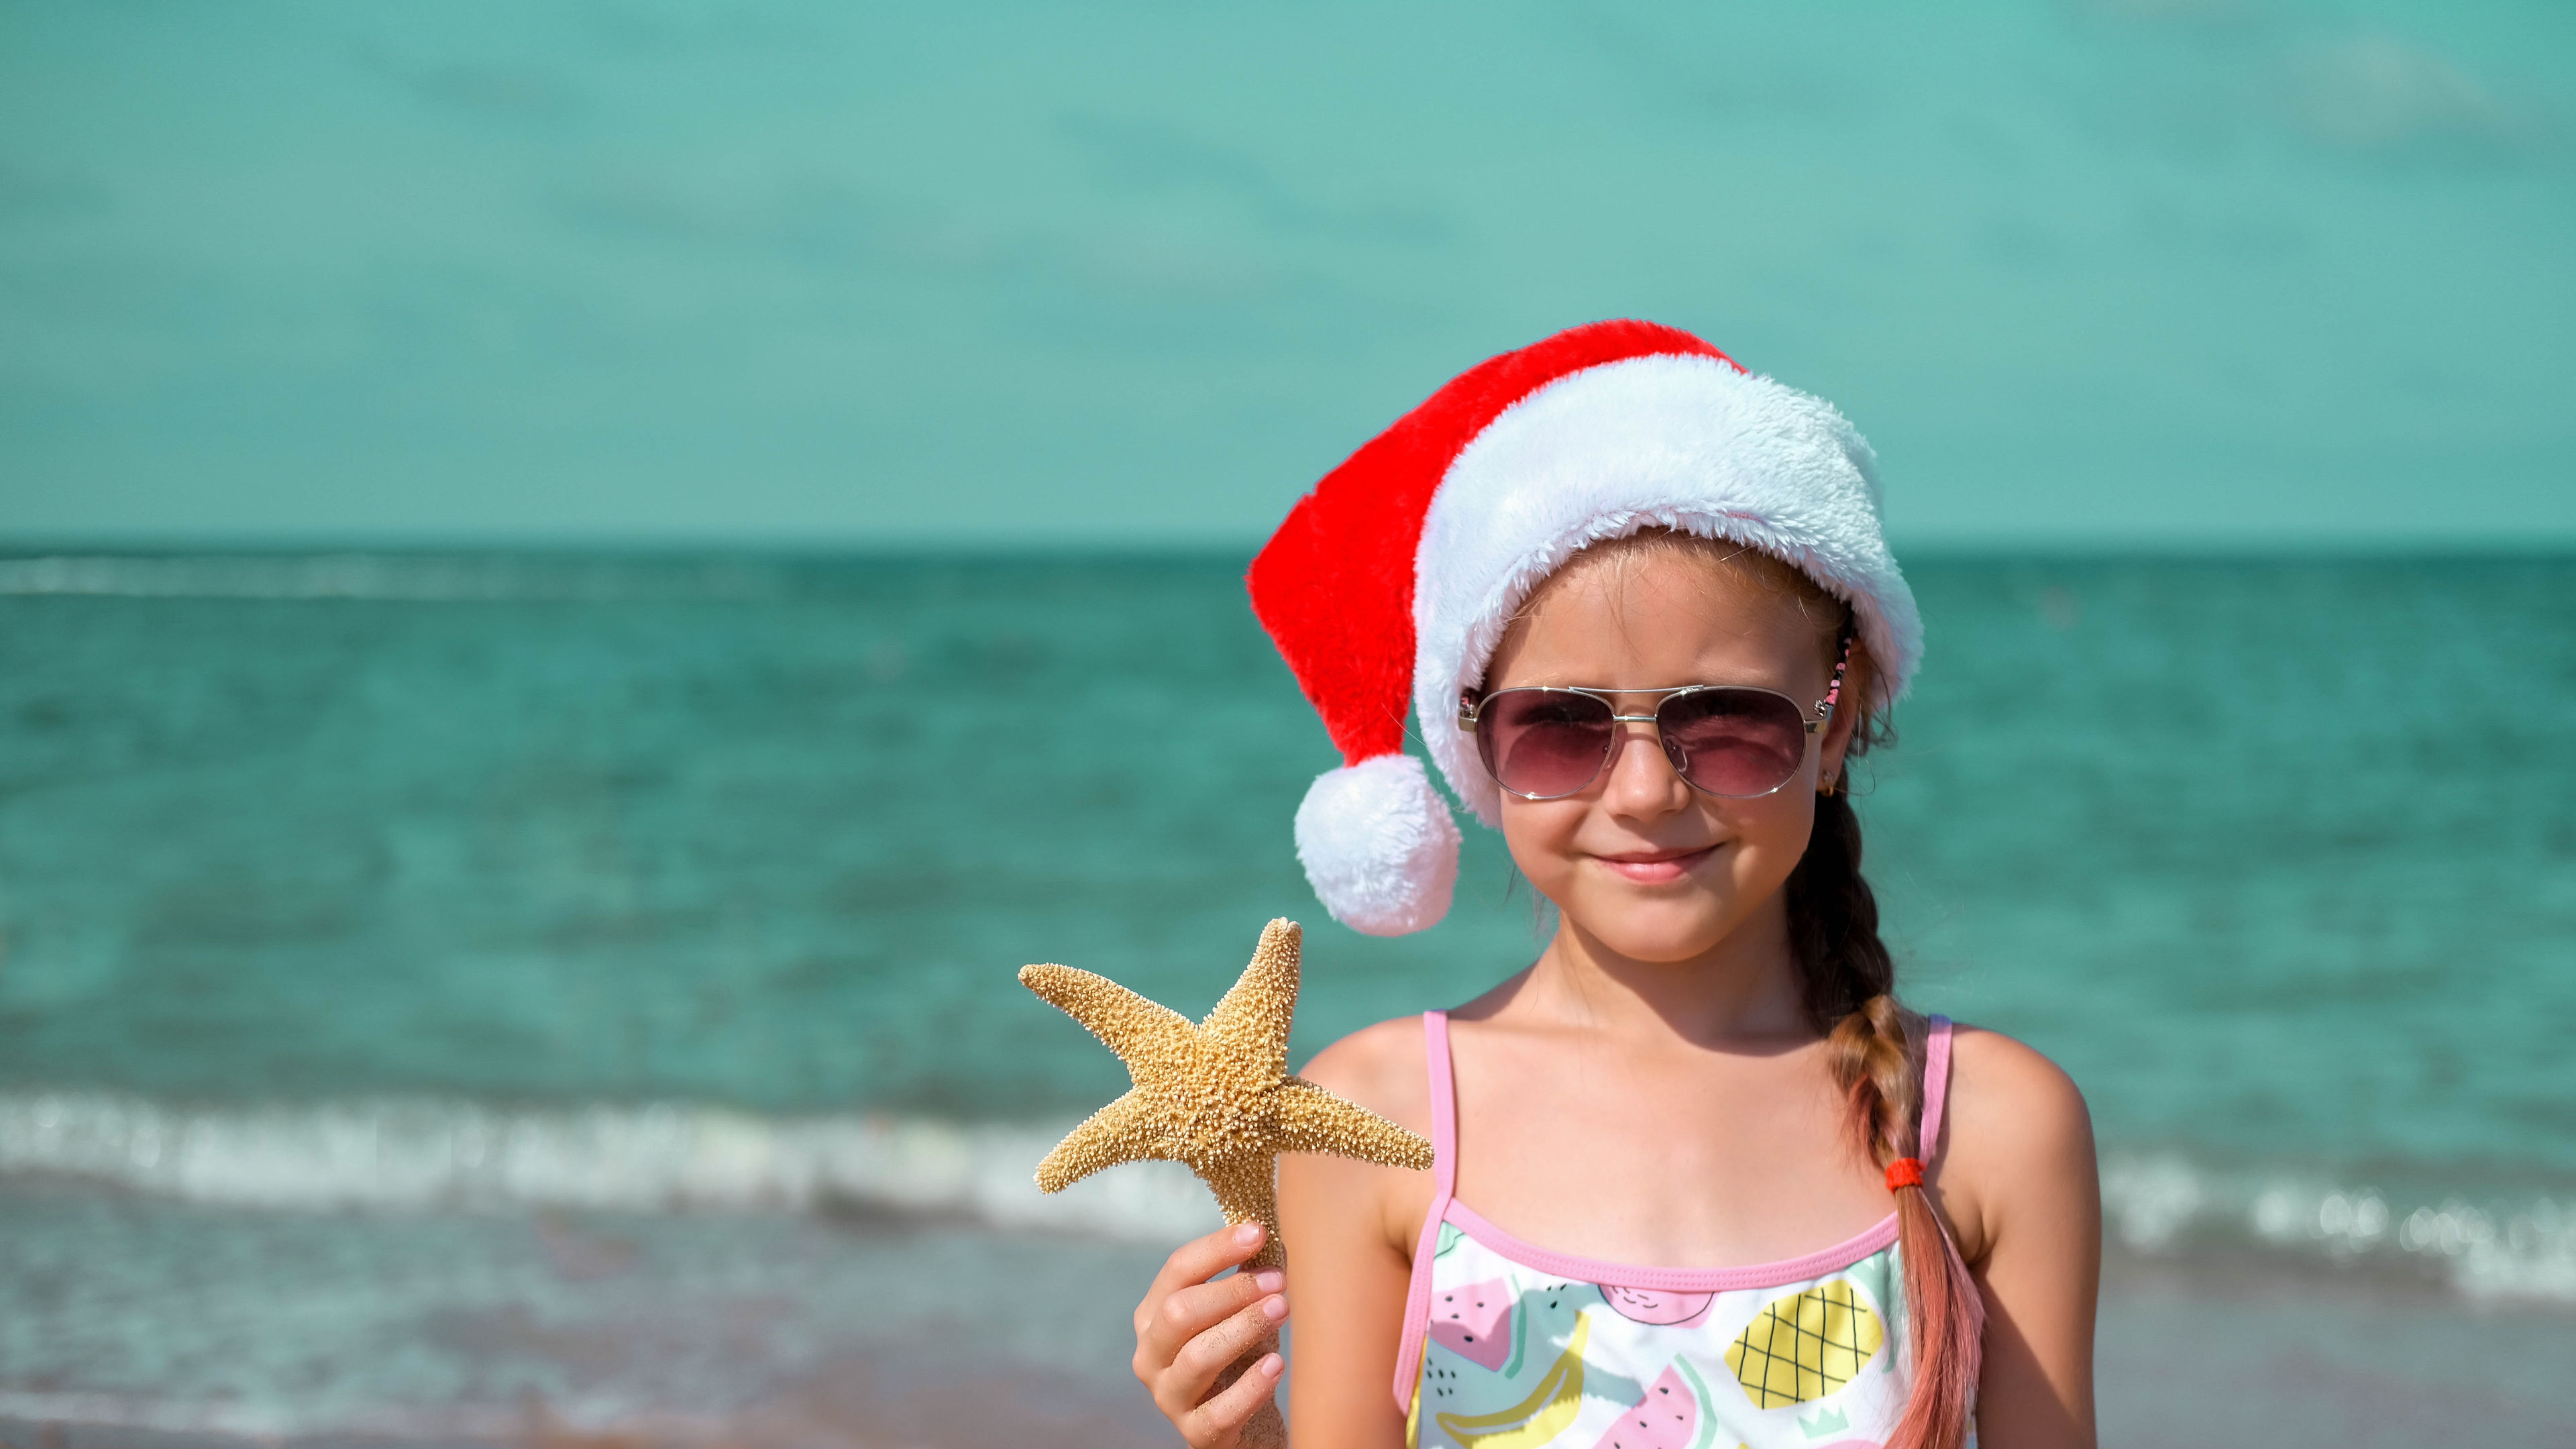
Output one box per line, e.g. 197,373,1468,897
1936,1023,2099,1265
1940,1024,2092,1153
1295,1013,1435,1142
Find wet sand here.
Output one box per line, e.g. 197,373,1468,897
2094,1252,2576,1443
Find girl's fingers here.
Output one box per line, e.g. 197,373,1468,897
1138,1269,1280,1371
1156,1290,1289,1419
1178,1350,1283,1448
1136,1222,1266,1334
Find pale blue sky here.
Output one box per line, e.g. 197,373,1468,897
2,1,2570,548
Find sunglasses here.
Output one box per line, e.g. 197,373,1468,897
1457,630,1854,801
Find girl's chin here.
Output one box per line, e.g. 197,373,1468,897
1583,934,1739,966
1563,901,1744,961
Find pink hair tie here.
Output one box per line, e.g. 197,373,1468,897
1884,1157,1926,1192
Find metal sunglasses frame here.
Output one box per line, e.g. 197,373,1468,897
1454,629,1856,802
1455,683,1834,801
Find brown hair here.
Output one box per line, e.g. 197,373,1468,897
1538,531,1984,1448
1796,798,1984,1449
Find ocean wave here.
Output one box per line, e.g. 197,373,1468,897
0,1091,1217,1242
2101,1151,2576,1304
0,554,785,600
4,1094,2568,1305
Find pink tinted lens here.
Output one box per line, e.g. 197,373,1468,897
1477,690,1616,798
1656,688,1809,797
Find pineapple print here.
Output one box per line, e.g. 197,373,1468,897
1723,1279,1885,1409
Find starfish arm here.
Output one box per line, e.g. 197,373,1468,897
1201,1152,1287,1272
1035,1090,1172,1193
1199,918,1301,1081
1020,963,1195,1067
1271,1079,1435,1171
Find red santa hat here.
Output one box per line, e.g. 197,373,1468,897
1247,320,1924,936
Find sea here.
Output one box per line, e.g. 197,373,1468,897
0,551,2571,1442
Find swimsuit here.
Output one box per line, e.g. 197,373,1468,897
1393,1011,1955,1448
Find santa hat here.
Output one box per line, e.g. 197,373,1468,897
1246,320,1923,937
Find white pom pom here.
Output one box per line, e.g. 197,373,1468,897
1292,753,1462,937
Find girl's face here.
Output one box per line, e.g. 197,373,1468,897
1481,546,1864,965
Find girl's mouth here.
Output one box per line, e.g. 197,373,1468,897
1593,845,1717,884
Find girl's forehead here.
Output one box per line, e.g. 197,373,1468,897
1496,551,1825,682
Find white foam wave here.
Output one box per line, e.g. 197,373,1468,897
0,554,782,600
7,1098,2565,1305
2102,1150,2576,1304
0,1091,1218,1242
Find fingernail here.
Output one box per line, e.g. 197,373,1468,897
1233,1223,1262,1246
1254,1271,1285,1293
1261,1294,1289,1322
1259,1352,1284,1378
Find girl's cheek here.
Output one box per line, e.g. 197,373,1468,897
1497,803,1586,892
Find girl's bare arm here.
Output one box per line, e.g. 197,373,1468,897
1940,1028,2103,1448
1276,1018,1434,1449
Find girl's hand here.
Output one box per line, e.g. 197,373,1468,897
1132,1222,1291,1447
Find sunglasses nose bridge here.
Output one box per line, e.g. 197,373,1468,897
1596,712,1693,800
1580,696,1694,796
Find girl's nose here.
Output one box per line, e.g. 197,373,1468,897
1601,719,1691,817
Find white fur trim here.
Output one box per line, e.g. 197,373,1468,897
1412,354,1924,826
1292,753,1462,936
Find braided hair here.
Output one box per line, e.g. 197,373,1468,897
1793,779,1984,1449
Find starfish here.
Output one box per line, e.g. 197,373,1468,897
1020,918,1433,1271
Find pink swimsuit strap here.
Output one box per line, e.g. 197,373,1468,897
1425,1009,1460,1199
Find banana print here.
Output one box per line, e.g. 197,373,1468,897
1433,1313,1591,1448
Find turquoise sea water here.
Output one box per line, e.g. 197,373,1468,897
0,552,2571,1430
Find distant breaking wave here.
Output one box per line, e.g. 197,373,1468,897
2100,1152,2575,1304
0,553,789,600
0,1091,1216,1240
1,1091,2569,1304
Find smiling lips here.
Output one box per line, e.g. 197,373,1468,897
1593,844,1718,884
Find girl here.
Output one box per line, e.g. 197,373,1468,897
1134,323,2098,1448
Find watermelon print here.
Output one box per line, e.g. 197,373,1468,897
1588,1362,1700,1449
1429,1276,1516,1371
1603,1285,1716,1328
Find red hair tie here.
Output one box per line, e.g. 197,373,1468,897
1884,1157,1926,1191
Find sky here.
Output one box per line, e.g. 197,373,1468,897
1,0,2570,550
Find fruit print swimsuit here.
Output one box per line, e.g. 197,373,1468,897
1393,1012,1957,1449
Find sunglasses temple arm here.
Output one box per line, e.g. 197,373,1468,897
1812,623,1857,731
